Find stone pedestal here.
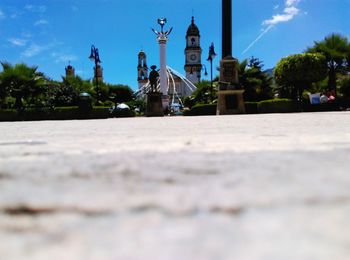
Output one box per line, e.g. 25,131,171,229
217,56,245,115
146,92,164,117
217,89,245,115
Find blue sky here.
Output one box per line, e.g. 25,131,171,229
0,0,349,90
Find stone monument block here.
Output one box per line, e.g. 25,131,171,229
146,92,164,117
219,56,239,88
217,56,245,115
217,90,245,115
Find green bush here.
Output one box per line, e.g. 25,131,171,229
244,102,258,114
340,77,350,98
258,99,298,113
53,107,79,120
111,109,136,118
90,107,110,119
303,103,340,112
54,106,110,120
184,104,217,116
0,109,18,121
0,106,111,121
23,107,52,121
336,96,350,109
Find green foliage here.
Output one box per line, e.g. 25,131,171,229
183,80,217,108
89,107,110,119
183,103,217,116
258,99,298,113
55,75,94,106
0,109,19,121
339,76,350,98
275,53,328,100
244,102,258,114
306,33,350,92
107,84,134,104
0,106,110,121
238,57,273,102
47,82,76,107
0,62,46,110
62,75,94,95
0,61,137,113
126,99,146,114
111,109,136,118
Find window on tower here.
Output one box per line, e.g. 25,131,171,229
191,38,196,46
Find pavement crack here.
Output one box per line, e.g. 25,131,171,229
2,205,113,217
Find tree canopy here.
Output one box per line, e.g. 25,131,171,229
0,62,45,109
183,80,216,108
275,53,328,100
238,57,273,102
306,33,350,93
0,62,135,109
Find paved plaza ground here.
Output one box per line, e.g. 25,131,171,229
0,112,349,260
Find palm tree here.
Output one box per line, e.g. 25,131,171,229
238,57,273,102
0,62,45,110
307,33,350,95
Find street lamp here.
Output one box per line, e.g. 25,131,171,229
207,43,217,89
198,64,208,82
190,66,208,82
89,45,102,103
202,64,208,77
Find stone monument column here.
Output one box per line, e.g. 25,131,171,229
217,0,245,115
152,18,173,110
159,38,167,95
222,0,232,59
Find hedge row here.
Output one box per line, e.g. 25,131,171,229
0,107,111,122
183,104,217,116
184,99,344,116
257,99,298,113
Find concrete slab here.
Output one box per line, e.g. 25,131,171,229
0,112,349,260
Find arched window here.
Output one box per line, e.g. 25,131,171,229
191,38,196,46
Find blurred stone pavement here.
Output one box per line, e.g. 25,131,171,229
0,112,349,260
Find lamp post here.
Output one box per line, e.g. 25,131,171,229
199,65,208,82
89,45,101,103
207,43,217,89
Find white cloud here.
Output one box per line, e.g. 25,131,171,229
242,0,303,54
0,9,5,19
286,0,301,7
21,43,49,57
263,6,300,26
8,38,28,47
34,19,49,26
51,52,78,63
21,32,32,38
9,9,24,19
24,5,47,13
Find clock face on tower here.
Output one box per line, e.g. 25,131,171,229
190,54,197,61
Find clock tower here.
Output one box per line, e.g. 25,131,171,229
184,17,202,84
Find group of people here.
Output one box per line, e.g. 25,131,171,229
320,90,336,104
